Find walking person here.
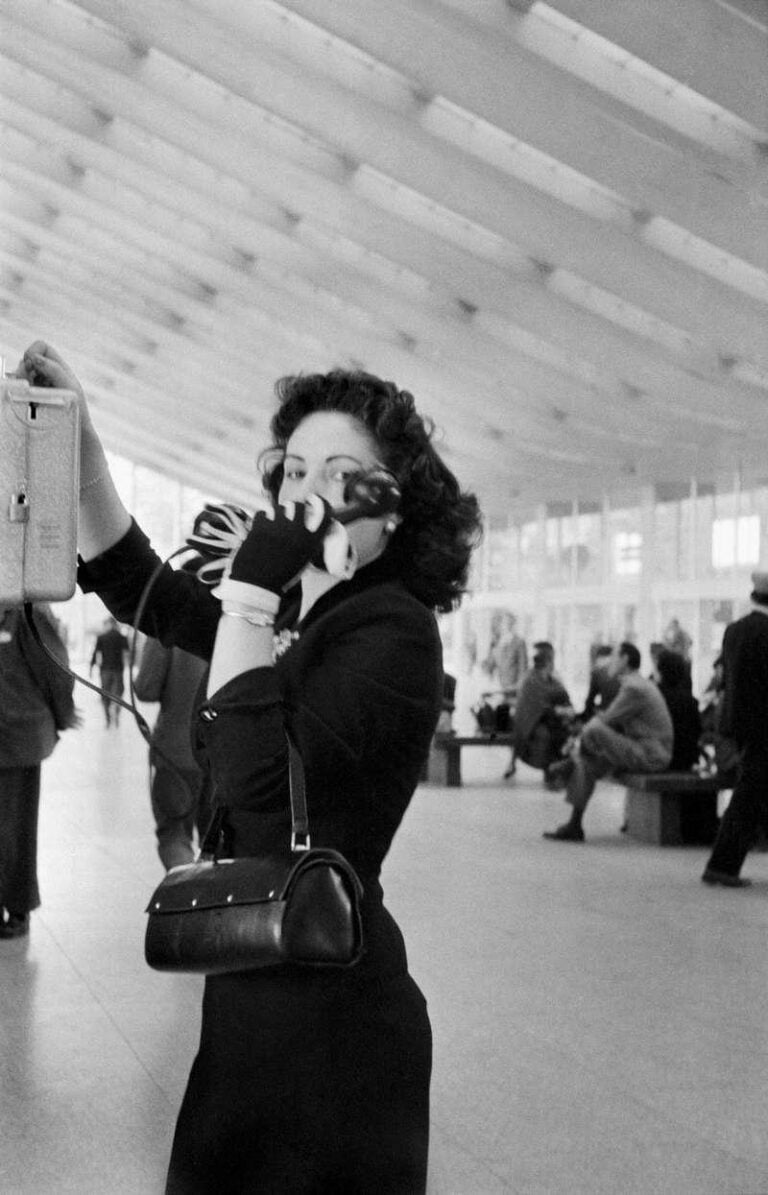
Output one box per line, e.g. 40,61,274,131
702,572,768,888
0,603,77,938
90,615,130,726
133,634,212,871
18,339,482,1193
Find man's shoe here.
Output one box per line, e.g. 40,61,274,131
0,912,30,939
543,824,585,843
701,869,752,888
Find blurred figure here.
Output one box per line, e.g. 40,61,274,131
663,618,692,663
436,671,456,734
133,638,212,871
652,648,716,844
699,655,743,784
702,571,768,887
491,613,528,695
90,615,130,726
577,644,620,724
0,604,77,938
699,654,724,727
509,642,574,779
653,648,701,771
648,641,664,680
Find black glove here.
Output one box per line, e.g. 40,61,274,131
186,503,251,560
183,553,226,588
215,496,334,614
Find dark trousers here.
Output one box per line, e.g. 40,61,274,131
705,746,768,877
0,765,42,915
99,668,124,723
151,762,212,871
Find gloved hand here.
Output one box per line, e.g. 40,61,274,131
185,503,252,589
214,495,344,615
183,552,228,589
187,503,252,559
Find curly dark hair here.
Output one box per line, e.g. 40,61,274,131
259,369,483,612
655,647,691,692
618,641,641,672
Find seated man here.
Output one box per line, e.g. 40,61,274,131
576,644,621,724
509,643,574,776
543,641,673,842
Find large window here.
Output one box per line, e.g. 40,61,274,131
614,530,642,576
608,505,642,579
653,491,695,581
486,524,519,591
519,519,542,585
711,515,760,569
574,507,603,584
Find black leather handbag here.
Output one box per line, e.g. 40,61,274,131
144,735,364,974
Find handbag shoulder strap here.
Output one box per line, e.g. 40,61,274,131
286,731,310,851
200,730,310,859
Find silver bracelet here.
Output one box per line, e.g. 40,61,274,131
222,608,275,628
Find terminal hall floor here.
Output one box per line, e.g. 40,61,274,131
1,689,767,1195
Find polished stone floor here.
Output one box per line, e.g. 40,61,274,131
1,689,767,1194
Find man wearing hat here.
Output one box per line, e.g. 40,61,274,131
701,570,768,887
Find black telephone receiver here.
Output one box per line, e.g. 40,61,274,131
334,469,401,525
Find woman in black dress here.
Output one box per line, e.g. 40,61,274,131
17,341,481,1193
654,647,701,771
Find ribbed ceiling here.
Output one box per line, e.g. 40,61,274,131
1,0,767,520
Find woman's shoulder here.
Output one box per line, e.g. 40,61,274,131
336,575,440,636
294,576,442,689
305,566,440,632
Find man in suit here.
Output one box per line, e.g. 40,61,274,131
701,570,768,887
543,641,673,842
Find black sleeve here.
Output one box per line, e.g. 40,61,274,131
78,520,220,662
580,673,599,720
718,623,736,740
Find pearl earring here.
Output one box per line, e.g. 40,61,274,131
384,519,397,534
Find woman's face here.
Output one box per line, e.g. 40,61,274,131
278,410,397,570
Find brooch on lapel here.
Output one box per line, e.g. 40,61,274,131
272,629,300,661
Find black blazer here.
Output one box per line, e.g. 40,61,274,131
718,609,768,749
78,521,444,882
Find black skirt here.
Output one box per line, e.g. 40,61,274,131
166,906,432,1195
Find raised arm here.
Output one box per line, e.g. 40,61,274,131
15,341,131,560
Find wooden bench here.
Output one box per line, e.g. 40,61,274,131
620,771,728,846
425,732,515,787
